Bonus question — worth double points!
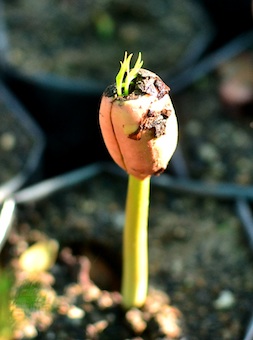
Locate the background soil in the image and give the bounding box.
[3,167,253,339]
[3,0,210,85]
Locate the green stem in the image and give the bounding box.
[121,175,150,308]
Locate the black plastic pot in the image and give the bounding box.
[1,0,214,91]
[0,0,214,178]
[195,0,253,51]
[170,29,253,93]
[0,81,45,203]
[0,80,44,256]
[0,2,45,199]
[0,72,110,178]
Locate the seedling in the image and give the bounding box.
[99,52,178,308]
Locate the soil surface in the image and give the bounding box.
[2,168,253,340]
[3,0,209,84]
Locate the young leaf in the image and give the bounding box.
[116,52,143,96]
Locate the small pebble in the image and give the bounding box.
[125,308,147,334]
[98,291,114,308]
[23,324,38,338]
[67,305,85,319]
[83,283,101,301]
[213,290,235,310]
[0,132,16,151]
[86,320,108,338]
[199,143,219,163]
[155,306,182,338]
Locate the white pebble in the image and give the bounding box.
[23,324,38,338]
[0,132,16,150]
[214,290,235,310]
[67,305,85,319]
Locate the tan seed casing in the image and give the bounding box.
[99,69,178,180]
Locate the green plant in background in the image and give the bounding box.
[0,270,14,340]
[0,240,58,338]
[99,52,178,308]
[93,11,115,39]
[14,281,47,315]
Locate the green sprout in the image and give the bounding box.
[100,52,177,308]
[115,51,149,308]
[116,51,143,97]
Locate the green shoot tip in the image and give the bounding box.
[116,51,143,97]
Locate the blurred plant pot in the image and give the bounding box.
[0,81,45,204]
[0,0,214,177]
[194,0,253,51]
[165,27,253,189]
[174,52,253,186]
[1,0,214,90]
[170,29,253,93]
[1,162,253,338]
